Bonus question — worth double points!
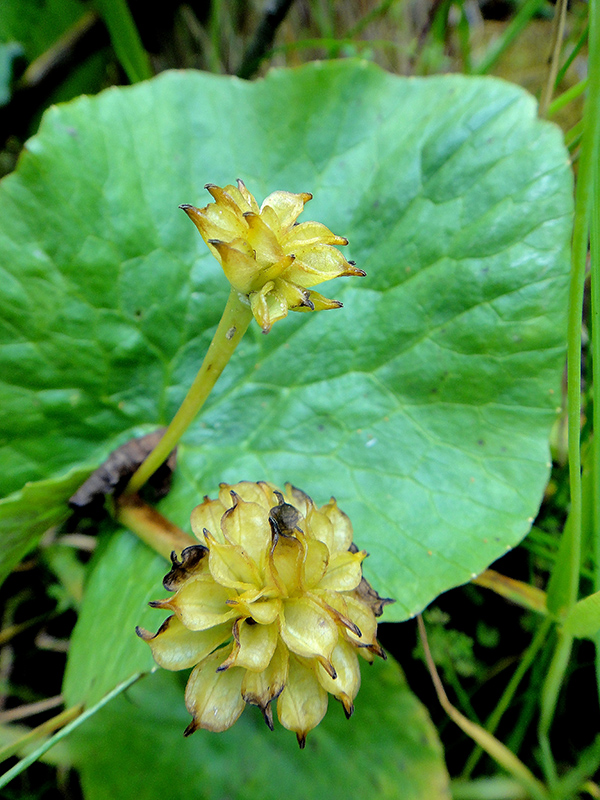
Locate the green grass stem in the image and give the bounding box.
[538,0,600,775]
[591,151,600,697]
[565,119,584,149]
[94,0,152,83]
[538,632,573,787]
[209,0,223,72]
[0,673,143,790]
[462,616,552,779]
[472,0,548,75]
[555,23,589,88]
[547,79,588,118]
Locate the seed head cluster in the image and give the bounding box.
[180,180,364,333]
[138,481,390,747]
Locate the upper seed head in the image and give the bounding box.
[180,180,365,333]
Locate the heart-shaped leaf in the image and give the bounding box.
[0,61,572,619]
[66,653,450,800]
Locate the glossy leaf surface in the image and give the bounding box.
[67,655,450,800]
[0,61,572,618]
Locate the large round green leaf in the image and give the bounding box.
[66,654,450,800]
[63,531,450,800]
[0,61,572,617]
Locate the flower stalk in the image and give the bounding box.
[126,180,361,496]
[116,493,196,559]
[126,288,253,494]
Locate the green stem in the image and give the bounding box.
[127,288,253,495]
[94,0,153,83]
[565,119,584,149]
[547,79,588,118]
[555,23,589,88]
[457,1,473,74]
[0,674,142,790]
[591,126,600,700]
[471,0,547,76]
[566,0,600,609]
[462,616,552,779]
[538,0,600,774]
[539,632,574,788]
[418,617,550,800]
[209,0,223,72]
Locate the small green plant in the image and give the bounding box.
[0,1,599,799]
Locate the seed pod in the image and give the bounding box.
[181,180,364,333]
[139,481,392,747]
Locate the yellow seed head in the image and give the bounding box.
[138,481,391,747]
[180,180,365,333]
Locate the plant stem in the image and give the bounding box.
[471,0,547,76]
[116,495,196,560]
[539,0,568,117]
[126,288,253,495]
[591,112,600,701]
[539,634,573,787]
[554,22,589,88]
[94,0,152,83]
[209,0,223,72]
[547,79,588,118]
[0,674,142,790]
[418,616,549,800]
[462,616,552,778]
[539,0,600,773]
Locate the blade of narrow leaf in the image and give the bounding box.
[94,0,152,83]
[562,591,600,639]
[66,658,449,800]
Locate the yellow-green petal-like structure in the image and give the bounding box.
[139,482,392,747]
[180,180,365,333]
